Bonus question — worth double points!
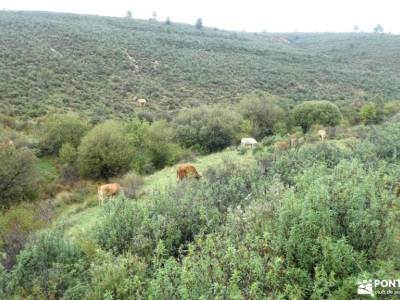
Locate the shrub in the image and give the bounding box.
[39,114,88,155]
[0,145,38,208]
[10,230,88,299]
[83,251,148,299]
[125,118,183,173]
[0,205,46,270]
[78,120,133,179]
[59,142,78,165]
[119,172,144,199]
[174,106,243,153]
[238,92,285,139]
[292,101,342,132]
[360,102,381,124]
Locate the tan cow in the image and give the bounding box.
[0,140,14,149]
[318,129,327,141]
[97,183,122,205]
[275,141,290,151]
[136,98,147,107]
[177,164,202,181]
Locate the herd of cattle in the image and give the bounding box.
[96,129,328,205]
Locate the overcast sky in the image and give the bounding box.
[2,0,399,33]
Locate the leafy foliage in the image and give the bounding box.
[0,145,38,208]
[78,120,133,179]
[39,114,88,155]
[292,100,342,131]
[174,105,243,153]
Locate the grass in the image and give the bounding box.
[58,148,255,238]
[36,157,58,183]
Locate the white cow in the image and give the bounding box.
[136,98,147,107]
[318,129,327,141]
[241,137,257,147]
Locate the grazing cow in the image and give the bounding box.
[177,164,202,181]
[241,137,257,147]
[275,141,290,151]
[318,129,327,141]
[136,98,147,107]
[97,183,122,205]
[0,140,14,149]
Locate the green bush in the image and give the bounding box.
[59,142,78,165]
[360,102,382,124]
[39,114,88,155]
[238,92,285,139]
[78,120,133,179]
[0,145,38,208]
[10,230,88,299]
[292,101,342,132]
[174,105,243,153]
[83,251,148,300]
[0,205,46,270]
[125,117,183,173]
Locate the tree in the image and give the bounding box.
[292,101,342,132]
[195,18,203,29]
[39,114,88,155]
[0,146,38,208]
[165,17,171,25]
[373,24,384,33]
[126,11,132,19]
[78,120,133,179]
[59,142,77,166]
[238,92,285,139]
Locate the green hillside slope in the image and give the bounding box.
[1,10,400,119]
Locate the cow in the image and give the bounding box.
[177,164,202,181]
[0,140,14,149]
[241,137,257,147]
[275,141,290,151]
[318,129,327,141]
[97,183,122,206]
[136,98,147,107]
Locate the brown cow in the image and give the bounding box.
[177,164,202,181]
[97,183,122,205]
[0,140,14,149]
[275,141,290,151]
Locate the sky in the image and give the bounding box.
[1,0,399,33]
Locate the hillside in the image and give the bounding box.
[1,10,400,119]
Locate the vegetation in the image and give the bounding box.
[39,114,88,155]
[292,100,342,131]
[174,105,244,153]
[1,9,400,300]
[0,145,38,208]
[78,120,133,179]
[2,11,400,120]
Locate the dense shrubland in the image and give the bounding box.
[2,11,400,119]
[2,10,400,299]
[1,120,400,298]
